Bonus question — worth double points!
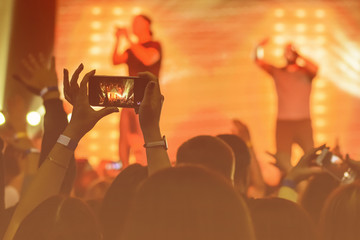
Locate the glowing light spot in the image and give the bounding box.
[296,23,307,32]
[274,9,285,18]
[314,80,326,89]
[295,36,307,45]
[109,144,117,152]
[113,7,123,15]
[315,24,325,33]
[315,133,327,143]
[92,7,101,15]
[88,156,100,166]
[91,21,102,30]
[109,131,119,139]
[315,9,326,18]
[0,112,5,125]
[273,48,283,57]
[67,113,72,122]
[89,47,101,55]
[295,9,306,18]
[132,7,142,15]
[90,34,102,42]
[90,131,99,139]
[90,62,101,69]
[89,144,99,151]
[256,48,264,59]
[274,36,286,45]
[26,111,41,126]
[313,92,327,102]
[109,115,119,124]
[313,105,327,114]
[274,23,285,32]
[315,119,327,128]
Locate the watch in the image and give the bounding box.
[57,134,78,151]
[143,135,168,150]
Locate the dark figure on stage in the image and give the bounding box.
[112,15,162,168]
[254,38,318,172]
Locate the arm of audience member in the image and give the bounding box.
[3,65,119,240]
[232,119,266,198]
[14,54,71,192]
[0,138,4,215]
[138,72,170,175]
[119,111,130,169]
[278,145,325,202]
[253,37,275,74]
[112,28,129,65]
[296,53,318,78]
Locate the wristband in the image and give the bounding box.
[57,134,78,151]
[40,86,59,97]
[143,136,168,150]
[24,148,40,155]
[282,178,297,189]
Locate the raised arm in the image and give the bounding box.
[254,38,275,74]
[112,28,129,65]
[296,53,318,79]
[138,72,170,175]
[3,65,119,240]
[129,43,160,66]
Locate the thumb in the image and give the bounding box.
[142,81,156,105]
[97,107,119,120]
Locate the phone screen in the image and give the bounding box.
[89,75,148,108]
[319,150,356,184]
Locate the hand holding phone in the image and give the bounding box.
[89,75,149,111]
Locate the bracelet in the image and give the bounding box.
[48,156,68,169]
[24,148,40,155]
[40,86,59,97]
[143,136,168,150]
[57,134,78,151]
[282,178,297,189]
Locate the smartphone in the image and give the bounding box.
[89,75,149,109]
[315,148,356,184]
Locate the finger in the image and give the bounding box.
[308,166,323,175]
[63,69,72,104]
[28,54,41,69]
[141,81,156,105]
[22,58,35,73]
[138,71,158,84]
[50,56,56,71]
[97,107,119,120]
[38,52,47,66]
[79,69,96,97]
[70,63,84,89]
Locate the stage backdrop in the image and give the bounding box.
[55,0,360,184]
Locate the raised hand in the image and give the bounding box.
[14,53,58,97]
[62,64,119,142]
[138,72,163,139]
[232,119,251,143]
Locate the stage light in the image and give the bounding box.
[274,23,285,32]
[89,144,99,151]
[91,21,102,30]
[0,112,5,126]
[26,111,41,126]
[132,7,142,15]
[296,23,307,32]
[274,8,285,18]
[89,46,101,55]
[295,9,306,18]
[315,9,326,18]
[315,24,325,33]
[88,156,100,166]
[109,144,117,152]
[92,7,101,15]
[295,36,307,45]
[274,36,286,45]
[273,48,283,57]
[315,119,326,128]
[313,92,327,102]
[316,133,327,143]
[67,113,72,122]
[90,131,99,139]
[90,34,102,42]
[313,105,327,114]
[316,36,326,45]
[113,7,123,15]
[109,131,119,139]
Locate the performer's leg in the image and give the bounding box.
[294,119,314,153]
[276,120,294,173]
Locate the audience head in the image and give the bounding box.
[100,164,148,240]
[120,165,255,240]
[300,173,340,223]
[13,195,101,240]
[319,181,360,240]
[248,197,316,240]
[217,134,251,194]
[176,135,235,181]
